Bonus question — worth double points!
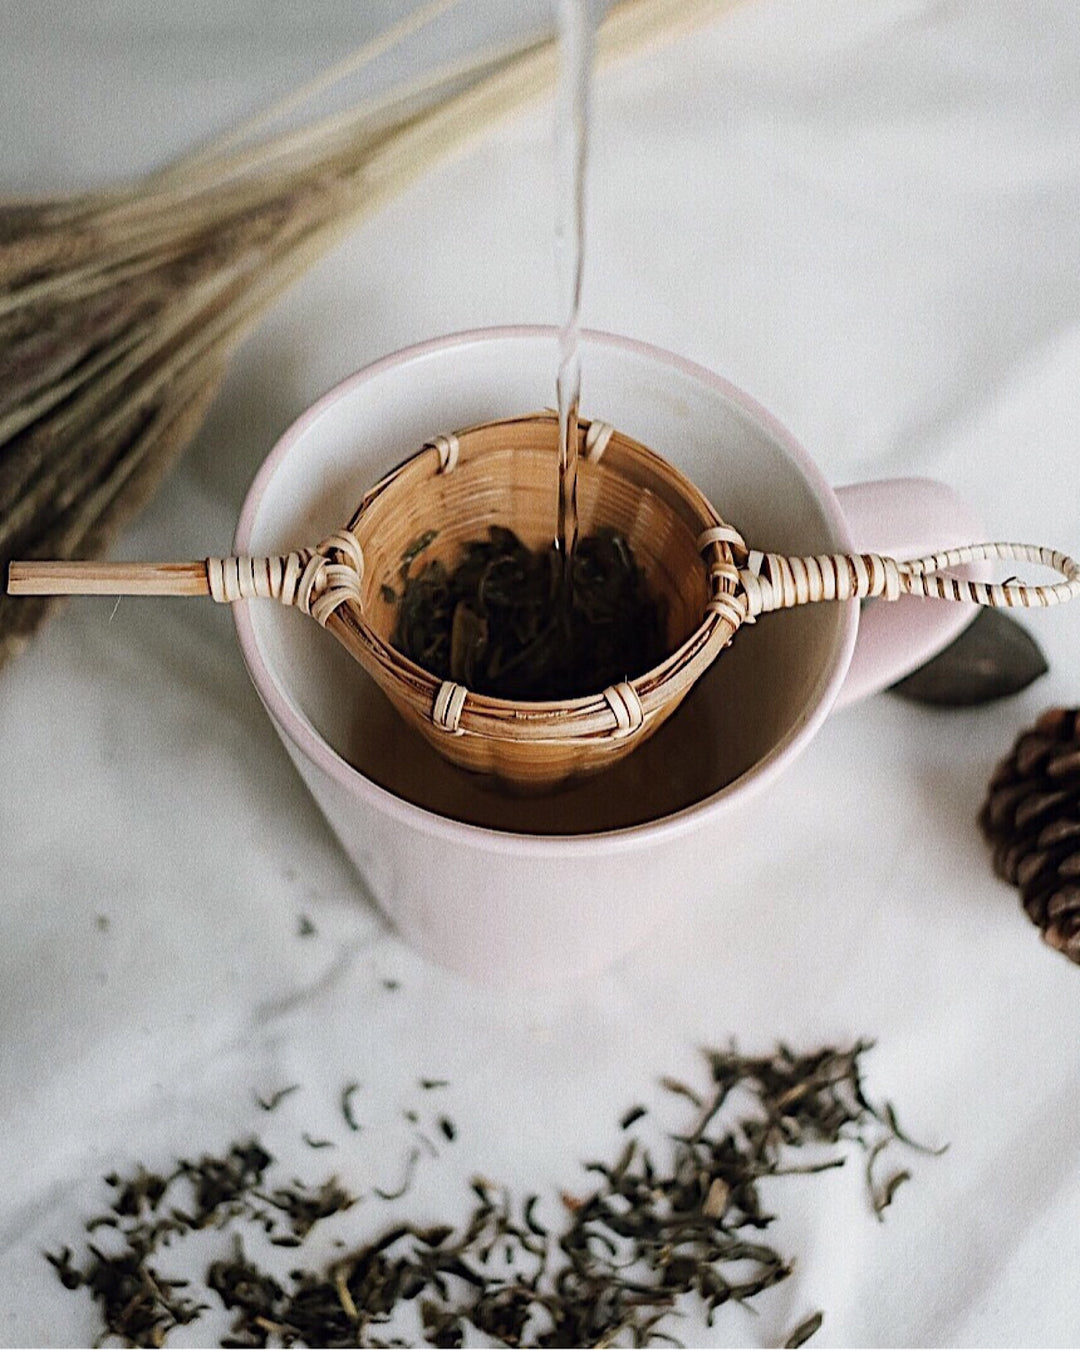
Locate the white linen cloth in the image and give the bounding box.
[2,2,1080,1345]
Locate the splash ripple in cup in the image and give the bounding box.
[233,327,982,985]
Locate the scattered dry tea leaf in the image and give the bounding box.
[47,1043,939,1347]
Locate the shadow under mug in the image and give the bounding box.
[233,327,982,986]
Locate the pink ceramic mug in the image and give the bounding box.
[233,327,984,985]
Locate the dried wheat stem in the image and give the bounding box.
[162,0,466,177]
[156,31,549,196]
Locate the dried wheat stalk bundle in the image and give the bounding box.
[0,0,730,668]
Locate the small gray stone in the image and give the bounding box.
[890,609,1048,706]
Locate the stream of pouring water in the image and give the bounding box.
[554,0,593,574]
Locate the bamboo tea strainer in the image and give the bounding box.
[10,411,1080,790]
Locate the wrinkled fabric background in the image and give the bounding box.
[2,2,1080,1345]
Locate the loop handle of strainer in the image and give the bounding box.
[695,531,1080,633]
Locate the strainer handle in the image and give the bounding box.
[7,531,365,629]
[734,540,1080,617]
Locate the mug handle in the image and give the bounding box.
[833,477,989,708]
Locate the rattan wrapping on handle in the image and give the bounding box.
[698,537,1080,624]
[205,530,364,627]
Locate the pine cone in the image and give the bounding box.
[979,707,1080,964]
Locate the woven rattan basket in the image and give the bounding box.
[10,411,1080,791]
[331,412,739,787]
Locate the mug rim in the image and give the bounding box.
[233,325,858,857]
